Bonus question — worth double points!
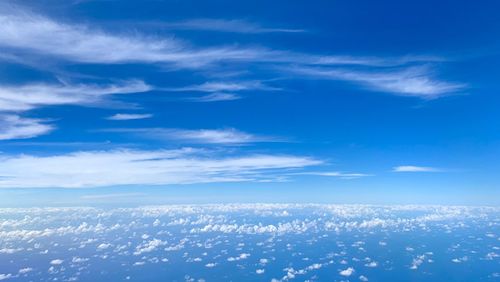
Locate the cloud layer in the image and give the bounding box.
[0,149,321,188]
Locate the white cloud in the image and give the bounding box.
[18,268,33,274]
[160,18,305,34]
[50,259,64,265]
[0,80,151,112]
[339,267,355,277]
[292,171,372,179]
[191,93,241,102]
[392,166,440,172]
[105,128,281,144]
[287,66,464,99]
[0,8,284,68]
[0,80,150,140]
[0,149,321,188]
[0,115,54,140]
[106,113,153,121]
[0,274,12,281]
[168,81,278,93]
[0,7,444,70]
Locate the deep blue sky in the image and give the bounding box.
[0,0,498,205]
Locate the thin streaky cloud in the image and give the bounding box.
[0,149,321,188]
[189,93,241,102]
[0,7,448,69]
[0,80,151,112]
[164,81,280,93]
[291,171,373,179]
[106,113,153,121]
[0,115,54,140]
[393,166,441,172]
[104,128,283,144]
[287,66,465,99]
[158,18,306,34]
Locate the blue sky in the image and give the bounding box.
[0,0,498,205]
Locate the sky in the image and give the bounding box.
[0,0,499,206]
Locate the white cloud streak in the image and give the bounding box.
[392,166,440,172]
[106,113,153,121]
[0,115,54,140]
[287,66,464,99]
[0,80,151,112]
[0,149,321,188]
[292,171,373,179]
[158,18,305,34]
[105,128,281,144]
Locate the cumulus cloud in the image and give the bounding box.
[339,267,355,277]
[393,166,440,172]
[0,149,321,188]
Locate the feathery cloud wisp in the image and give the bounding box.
[103,128,281,144]
[0,149,321,188]
[106,113,153,121]
[0,115,54,140]
[393,166,440,172]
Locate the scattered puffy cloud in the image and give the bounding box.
[106,113,153,121]
[0,149,321,188]
[50,259,64,265]
[339,267,355,277]
[393,166,440,172]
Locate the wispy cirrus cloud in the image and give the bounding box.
[0,80,151,140]
[0,80,151,112]
[166,81,279,93]
[158,18,305,34]
[0,115,54,140]
[106,113,153,121]
[0,149,321,188]
[104,128,282,144]
[392,165,441,172]
[189,93,241,102]
[290,171,373,179]
[0,7,449,70]
[287,66,465,99]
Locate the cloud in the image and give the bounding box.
[392,166,440,172]
[339,267,355,277]
[292,171,373,179]
[0,149,321,188]
[167,81,279,93]
[0,115,54,140]
[0,80,151,140]
[0,7,446,70]
[104,128,282,144]
[0,8,285,68]
[106,113,153,121]
[158,18,305,34]
[0,80,151,113]
[190,93,241,102]
[287,66,464,99]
